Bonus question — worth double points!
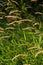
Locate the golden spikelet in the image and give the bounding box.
[35,12,42,15]
[28,46,42,50]
[5,15,20,19]
[35,30,40,34]
[0,31,4,32]
[11,0,19,6]
[39,4,43,7]
[12,54,28,61]
[18,44,28,47]
[8,0,19,6]
[9,10,21,15]
[7,22,16,25]
[0,36,10,39]
[14,19,32,24]
[0,4,3,6]
[39,33,43,36]
[35,50,43,58]
[26,6,32,9]
[7,19,32,25]
[5,27,15,30]
[0,12,5,15]
[8,0,10,1]
[0,17,3,19]
[7,20,19,25]
[0,27,4,31]
[5,7,13,10]
[33,23,39,26]
[20,19,32,22]
[24,64,30,65]
[31,0,37,2]
[22,27,34,30]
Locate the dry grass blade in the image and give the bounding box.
[35,12,42,15]
[11,0,19,6]
[18,44,28,47]
[0,31,4,32]
[7,21,21,25]
[31,0,37,2]
[5,7,13,10]
[0,17,3,19]
[26,6,32,9]
[0,4,3,6]
[20,19,32,22]
[5,27,15,30]
[14,19,32,24]
[22,27,34,30]
[5,15,20,19]
[35,30,40,34]
[39,33,43,37]
[12,54,28,61]
[0,12,5,15]
[35,50,43,58]
[24,64,30,65]
[0,36,10,39]
[8,0,19,6]
[33,23,39,26]
[9,10,21,14]
[7,20,22,25]
[28,46,42,50]
[7,19,32,25]
[8,0,10,2]
[7,22,16,25]
[39,4,43,7]
[0,27,4,31]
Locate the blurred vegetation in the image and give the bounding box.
[0,0,43,65]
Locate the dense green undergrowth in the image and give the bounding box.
[0,0,43,65]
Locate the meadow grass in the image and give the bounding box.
[0,0,43,65]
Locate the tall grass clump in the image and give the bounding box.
[0,0,43,65]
